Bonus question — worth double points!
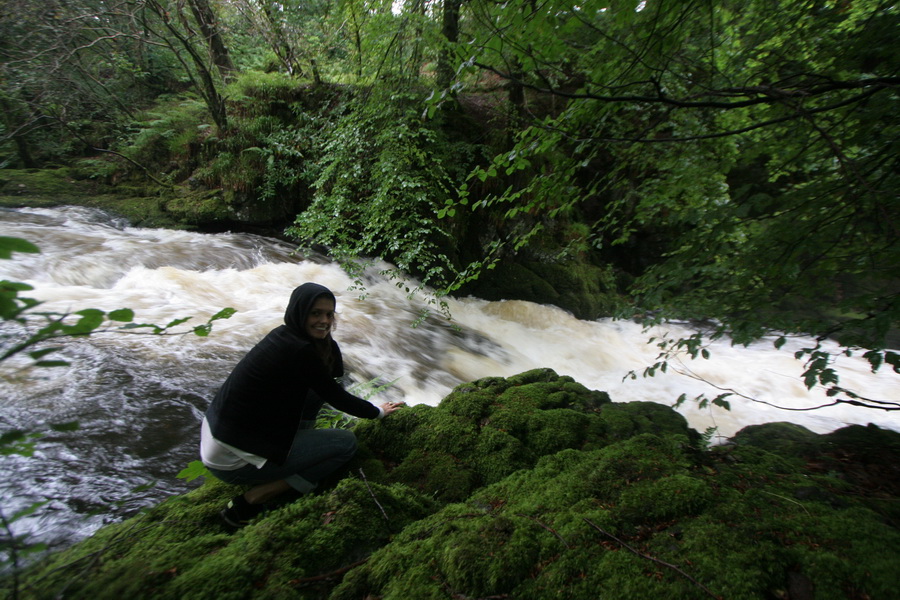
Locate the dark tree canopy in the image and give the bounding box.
[1,0,898,406]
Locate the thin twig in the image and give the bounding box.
[289,558,368,585]
[358,469,389,522]
[515,513,570,549]
[583,518,720,600]
[761,491,811,516]
[673,359,900,412]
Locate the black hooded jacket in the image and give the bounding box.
[204,283,379,464]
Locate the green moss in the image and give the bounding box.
[0,168,102,200]
[0,168,199,228]
[352,369,678,498]
[732,421,823,456]
[330,435,697,599]
[616,474,713,524]
[472,425,533,485]
[162,186,232,223]
[598,401,698,442]
[335,428,899,600]
[19,477,436,600]
[15,372,900,600]
[389,448,476,502]
[461,258,624,320]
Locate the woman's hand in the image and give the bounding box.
[380,401,406,416]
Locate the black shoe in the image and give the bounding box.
[220,495,265,529]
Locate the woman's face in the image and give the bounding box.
[306,296,336,340]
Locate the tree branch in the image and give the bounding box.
[583,518,721,600]
[549,88,883,143]
[471,60,897,109]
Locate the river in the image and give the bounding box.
[2,205,898,556]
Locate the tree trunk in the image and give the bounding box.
[409,0,426,79]
[186,0,235,81]
[349,6,363,79]
[0,95,37,168]
[259,1,303,76]
[436,0,462,90]
[144,0,228,130]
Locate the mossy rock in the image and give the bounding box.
[16,372,900,600]
[597,401,699,443]
[161,186,233,225]
[332,433,900,600]
[731,421,823,456]
[0,168,194,228]
[19,476,438,600]
[0,168,107,202]
[732,422,900,521]
[462,258,621,320]
[821,423,900,458]
[351,368,691,499]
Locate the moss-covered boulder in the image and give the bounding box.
[334,433,900,600]
[461,258,622,320]
[350,368,696,501]
[12,370,900,600]
[17,477,438,600]
[734,421,900,524]
[0,168,189,228]
[731,421,824,457]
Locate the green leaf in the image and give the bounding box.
[712,394,732,410]
[177,460,210,482]
[1,279,35,293]
[28,347,62,359]
[131,481,157,493]
[886,352,900,374]
[0,429,41,456]
[50,421,80,432]
[64,309,105,335]
[121,323,161,331]
[11,500,50,522]
[0,236,40,259]
[108,308,135,322]
[0,430,27,447]
[209,307,236,321]
[165,317,192,329]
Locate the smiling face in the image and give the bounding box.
[305,296,336,340]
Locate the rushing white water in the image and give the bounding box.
[1,205,898,554]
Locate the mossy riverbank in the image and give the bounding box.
[0,168,252,232]
[14,369,900,600]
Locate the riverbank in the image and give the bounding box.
[14,369,900,599]
[0,168,178,228]
[0,167,296,238]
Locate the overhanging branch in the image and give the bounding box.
[471,61,897,109]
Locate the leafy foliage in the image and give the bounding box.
[429,0,899,401]
[3,0,898,408]
[286,88,480,309]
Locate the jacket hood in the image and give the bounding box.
[284,283,336,337]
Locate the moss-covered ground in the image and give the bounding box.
[10,369,900,599]
[0,168,239,230]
